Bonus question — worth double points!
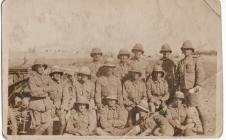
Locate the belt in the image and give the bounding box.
[30,96,46,101]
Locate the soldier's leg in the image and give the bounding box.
[127,107,136,126]
[95,127,111,136]
[124,125,141,136]
[8,108,18,135]
[58,110,67,135]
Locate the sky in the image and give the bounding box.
[3,0,221,57]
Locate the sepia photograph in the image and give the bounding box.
[1,0,222,139]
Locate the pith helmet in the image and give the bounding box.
[49,66,63,76]
[160,43,172,53]
[152,64,165,77]
[32,58,48,71]
[90,48,103,57]
[174,91,185,99]
[132,43,144,54]
[76,96,89,105]
[105,94,118,100]
[78,66,91,76]
[129,65,142,76]
[181,40,195,52]
[136,99,149,112]
[103,57,116,67]
[117,49,130,59]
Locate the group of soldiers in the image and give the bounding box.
[9,40,207,136]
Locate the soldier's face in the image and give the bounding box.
[106,68,114,76]
[153,72,162,80]
[132,72,140,80]
[162,52,171,58]
[120,55,129,62]
[107,99,116,107]
[53,73,62,81]
[93,53,102,61]
[176,99,182,105]
[182,49,193,56]
[133,51,142,59]
[139,110,147,118]
[37,66,45,75]
[78,74,89,83]
[78,104,87,112]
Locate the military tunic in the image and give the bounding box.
[130,57,148,79]
[89,61,103,82]
[73,80,95,109]
[28,72,54,134]
[115,61,131,81]
[159,57,177,96]
[95,76,123,107]
[65,109,97,136]
[146,78,169,110]
[98,104,128,136]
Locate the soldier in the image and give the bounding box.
[146,65,169,113]
[165,91,202,136]
[96,95,129,136]
[89,48,104,82]
[115,49,131,82]
[158,43,177,98]
[65,96,97,136]
[123,65,147,126]
[130,43,148,80]
[28,60,55,135]
[74,66,96,111]
[126,99,173,136]
[95,57,123,109]
[175,40,206,134]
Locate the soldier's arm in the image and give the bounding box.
[95,79,102,108]
[165,109,181,129]
[162,81,169,101]
[113,107,128,127]
[146,81,158,103]
[117,79,124,107]
[195,58,205,87]
[174,62,181,91]
[65,117,79,134]
[122,82,134,106]
[29,78,47,97]
[142,82,147,99]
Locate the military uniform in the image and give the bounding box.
[123,79,147,126]
[96,76,123,107]
[176,40,206,134]
[65,109,96,136]
[159,57,176,97]
[146,65,169,112]
[96,101,128,136]
[28,71,54,135]
[115,61,131,82]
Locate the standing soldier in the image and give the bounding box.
[123,66,147,126]
[96,95,129,136]
[176,40,206,134]
[89,48,104,82]
[74,66,96,112]
[65,96,97,136]
[146,65,169,113]
[95,58,123,109]
[28,60,55,135]
[130,43,148,80]
[115,49,131,82]
[159,43,177,98]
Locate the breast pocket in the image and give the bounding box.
[186,63,195,73]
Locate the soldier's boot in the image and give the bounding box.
[95,127,111,136]
[47,121,53,135]
[196,106,207,135]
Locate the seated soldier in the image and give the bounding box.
[125,99,173,136]
[123,65,147,126]
[146,64,169,113]
[65,96,97,136]
[96,95,130,136]
[165,91,203,136]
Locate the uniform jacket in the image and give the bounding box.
[99,104,128,130]
[61,80,76,110]
[115,61,131,81]
[28,72,54,112]
[89,61,103,81]
[65,109,97,135]
[176,55,205,90]
[123,80,147,106]
[146,78,169,102]
[95,76,123,106]
[73,80,95,109]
